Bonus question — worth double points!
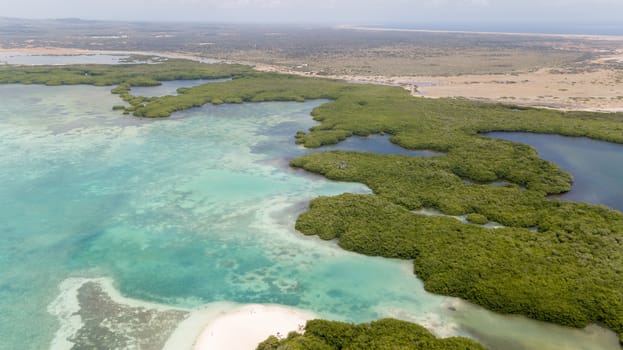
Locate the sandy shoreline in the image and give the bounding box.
[190,304,315,350]
[164,302,316,350]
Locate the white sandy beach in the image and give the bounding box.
[191,304,315,350]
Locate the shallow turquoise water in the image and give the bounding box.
[1,85,620,350]
[0,85,449,349]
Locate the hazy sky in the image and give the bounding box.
[0,0,621,24]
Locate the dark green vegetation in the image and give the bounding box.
[257,318,486,350]
[2,60,623,344]
[295,193,623,341]
[0,59,250,86]
[466,213,489,225]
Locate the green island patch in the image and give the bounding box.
[1,59,623,345]
[466,213,489,225]
[257,318,486,350]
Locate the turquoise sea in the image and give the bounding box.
[0,83,620,350]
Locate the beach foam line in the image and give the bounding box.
[48,278,86,350]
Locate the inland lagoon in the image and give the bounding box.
[486,132,623,212]
[0,83,621,350]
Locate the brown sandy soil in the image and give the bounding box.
[250,63,623,113]
[392,68,623,112]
